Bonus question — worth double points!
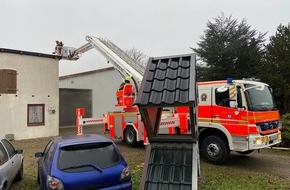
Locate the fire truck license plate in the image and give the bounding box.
[269,135,276,141]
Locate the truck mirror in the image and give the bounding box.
[217,86,228,93]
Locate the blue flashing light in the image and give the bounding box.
[227,77,233,84]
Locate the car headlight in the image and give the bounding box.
[47,175,64,190]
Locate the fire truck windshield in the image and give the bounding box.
[244,84,277,111]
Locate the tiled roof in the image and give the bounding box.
[135,54,196,107]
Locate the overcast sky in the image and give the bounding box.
[1,0,289,76]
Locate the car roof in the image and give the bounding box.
[52,134,113,146]
[0,138,11,142]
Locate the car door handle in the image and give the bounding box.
[213,115,220,118]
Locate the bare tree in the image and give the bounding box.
[126,47,149,71]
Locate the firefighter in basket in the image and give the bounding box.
[117,76,131,105]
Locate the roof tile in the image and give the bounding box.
[151,80,164,92]
[163,78,177,91]
[165,68,178,79]
[162,90,175,104]
[156,60,168,70]
[168,58,179,69]
[178,67,189,78]
[149,91,162,104]
[154,69,167,80]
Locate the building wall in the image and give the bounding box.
[0,51,59,140]
[59,67,123,125]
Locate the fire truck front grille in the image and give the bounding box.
[256,120,280,131]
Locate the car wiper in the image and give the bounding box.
[251,105,271,111]
[259,105,269,111]
[61,163,103,173]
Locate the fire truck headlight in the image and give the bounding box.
[278,133,282,140]
[254,137,262,145]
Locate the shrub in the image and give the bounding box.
[281,113,290,147]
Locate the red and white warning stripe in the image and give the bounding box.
[79,117,107,126]
[160,117,180,128]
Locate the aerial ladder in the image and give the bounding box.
[67,36,143,105]
[66,36,145,111]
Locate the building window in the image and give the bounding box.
[27,104,45,126]
[0,69,17,94]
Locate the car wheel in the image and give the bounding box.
[15,161,23,181]
[236,150,254,155]
[124,127,137,147]
[201,135,230,165]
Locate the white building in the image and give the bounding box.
[0,48,59,140]
[59,67,122,127]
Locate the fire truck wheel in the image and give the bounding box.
[201,135,230,165]
[236,150,254,155]
[124,127,137,147]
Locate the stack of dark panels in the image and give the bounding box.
[136,53,199,190]
[143,143,193,190]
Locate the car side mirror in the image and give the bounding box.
[16,149,23,154]
[35,152,43,158]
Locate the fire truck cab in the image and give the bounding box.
[197,78,282,164]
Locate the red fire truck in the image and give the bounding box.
[64,36,282,164]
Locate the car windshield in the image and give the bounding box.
[58,142,120,172]
[244,84,277,111]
